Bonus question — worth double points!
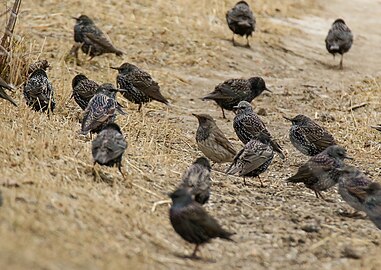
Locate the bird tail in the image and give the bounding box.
[270,140,285,159]
[115,49,124,57]
[201,92,218,101]
[371,125,381,131]
[0,89,17,106]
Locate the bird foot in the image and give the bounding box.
[151,199,171,212]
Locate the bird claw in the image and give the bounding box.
[151,199,171,212]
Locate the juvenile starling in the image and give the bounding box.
[287,145,351,199]
[23,69,55,113]
[193,114,236,163]
[226,1,256,47]
[0,77,17,106]
[233,101,285,159]
[371,125,381,132]
[73,15,123,59]
[72,74,99,110]
[169,188,234,258]
[325,19,353,69]
[81,83,126,135]
[226,132,274,186]
[28,59,50,75]
[111,62,169,111]
[203,77,270,118]
[179,157,211,204]
[284,114,336,156]
[92,123,127,177]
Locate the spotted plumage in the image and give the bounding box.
[72,74,99,110]
[28,59,49,75]
[226,1,255,47]
[0,77,17,106]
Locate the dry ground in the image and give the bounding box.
[1,0,381,269]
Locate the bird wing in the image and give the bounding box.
[0,77,13,91]
[238,143,273,176]
[82,95,115,133]
[287,156,333,184]
[212,127,237,156]
[240,115,270,137]
[93,130,127,163]
[78,80,99,99]
[83,27,120,54]
[129,71,168,104]
[364,194,381,229]
[301,126,336,150]
[204,79,248,101]
[227,4,254,25]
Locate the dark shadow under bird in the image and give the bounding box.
[202,77,270,119]
[111,62,169,111]
[0,77,17,107]
[72,74,99,110]
[284,114,336,156]
[226,1,255,47]
[325,19,353,69]
[169,188,234,258]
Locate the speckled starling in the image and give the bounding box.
[284,114,336,156]
[73,15,123,59]
[226,132,274,186]
[287,145,351,199]
[226,1,255,47]
[371,125,381,132]
[233,101,284,159]
[203,77,270,119]
[0,77,17,106]
[193,114,236,163]
[23,69,55,113]
[81,83,126,135]
[111,62,169,111]
[169,188,234,258]
[325,19,353,69]
[72,74,99,110]
[28,59,49,75]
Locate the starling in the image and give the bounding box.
[325,19,353,69]
[72,74,99,110]
[28,59,50,75]
[72,15,123,59]
[371,125,381,132]
[287,145,351,199]
[81,83,126,135]
[226,1,256,47]
[169,188,234,258]
[226,132,274,186]
[111,62,169,111]
[179,157,211,204]
[203,77,270,119]
[233,101,285,159]
[284,114,336,156]
[23,68,55,113]
[193,114,236,163]
[0,77,17,106]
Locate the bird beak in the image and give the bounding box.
[71,16,79,20]
[110,66,120,70]
[264,87,272,92]
[192,113,199,118]
[283,116,292,121]
[233,105,240,109]
[344,155,353,160]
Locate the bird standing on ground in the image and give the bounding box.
[72,74,99,110]
[111,62,169,111]
[193,114,236,163]
[169,188,234,258]
[0,77,17,106]
[72,15,123,59]
[287,145,351,199]
[226,1,255,47]
[284,114,336,156]
[325,19,353,69]
[203,77,270,119]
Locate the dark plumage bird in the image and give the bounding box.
[193,114,236,163]
[284,114,336,156]
[0,77,17,106]
[203,77,270,119]
[71,74,99,110]
[179,157,211,204]
[28,59,49,75]
[111,62,169,111]
[81,83,126,135]
[371,125,381,132]
[23,69,55,113]
[287,145,351,199]
[233,101,284,159]
[226,1,255,47]
[73,15,123,59]
[226,132,274,186]
[169,188,234,258]
[325,19,353,69]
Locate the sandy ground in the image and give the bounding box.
[0,0,381,269]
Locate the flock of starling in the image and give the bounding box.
[0,0,379,259]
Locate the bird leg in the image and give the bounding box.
[151,199,171,212]
[258,176,264,187]
[339,54,344,70]
[245,36,251,48]
[232,34,236,46]
[191,244,200,258]
[92,162,101,181]
[118,163,131,188]
[138,104,142,111]
[243,177,247,186]
[221,107,226,119]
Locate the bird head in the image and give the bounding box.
[333,18,346,25]
[192,113,215,126]
[193,157,211,170]
[233,101,253,113]
[72,15,94,25]
[101,122,123,134]
[110,63,137,74]
[168,188,193,205]
[72,74,88,88]
[283,114,311,125]
[96,83,127,97]
[248,77,271,94]
[325,145,352,160]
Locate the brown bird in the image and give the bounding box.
[0,77,17,106]
[193,113,236,163]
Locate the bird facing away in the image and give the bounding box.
[226,132,274,186]
[325,19,353,69]
[193,113,236,163]
[287,145,351,199]
[284,114,336,156]
[72,74,99,110]
[226,1,256,47]
[73,15,123,59]
[111,62,169,111]
[23,69,55,113]
[233,101,284,159]
[28,59,50,75]
[179,157,211,204]
[0,77,17,106]
[81,83,126,135]
[169,188,234,258]
[203,77,270,119]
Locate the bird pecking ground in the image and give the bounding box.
[1,0,381,269]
